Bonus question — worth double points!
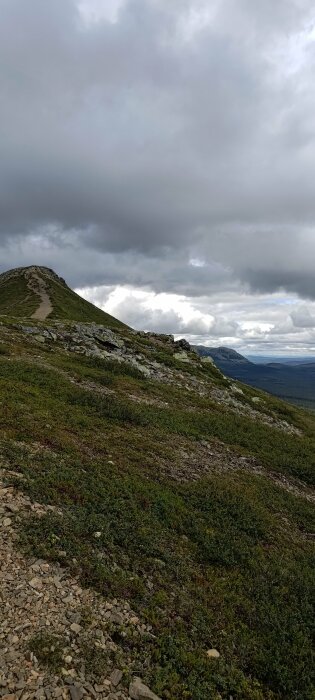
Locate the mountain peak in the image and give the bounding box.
[0,264,126,328]
[0,265,67,287]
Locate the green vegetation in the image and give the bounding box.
[0,265,314,700]
[0,266,127,327]
[0,331,314,699]
[46,275,128,327]
[15,454,315,699]
[0,273,38,317]
[28,631,66,671]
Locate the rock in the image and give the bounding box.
[109,669,123,687]
[174,338,191,351]
[5,504,19,513]
[53,576,62,589]
[251,396,261,403]
[34,335,46,343]
[206,648,220,658]
[29,577,43,590]
[70,623,82,634]
[68,612,81,624]
[69,687,84,700]
[201,356,214,364]
[110,611,124,625]
[3,518,12,527]
[174,351,190,363]
[129,677,161,700]
[230,384,244,395]
[129,616,139,625]
[130,361,151,377]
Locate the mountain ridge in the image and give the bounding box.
[195,345,252,365]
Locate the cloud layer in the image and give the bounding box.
[1,0,315,350]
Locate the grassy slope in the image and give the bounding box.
[0,274,39,317]
[0,330,314,699]
[46,276,128,328]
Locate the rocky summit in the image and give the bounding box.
[0,266,314,700]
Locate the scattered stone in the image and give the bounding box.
[174,351,190,363]
[0,466,148,700]
[230,384,244,395]
[109,669,123,687]
[70,623,82,634]
[3,518,12,527]
[110,612,124,625]
[129,677,161,700]
[69,687,84,700]
[201,356,214,364]
[29,577,43,590]
[33,335,46,344]
[206,649,220,659]
[5,504,19,513]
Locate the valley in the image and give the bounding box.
[196,346,315,410]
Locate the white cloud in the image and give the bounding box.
[77,283,315,354]
[77,0,125,25]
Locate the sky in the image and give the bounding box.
[1,0,315,354]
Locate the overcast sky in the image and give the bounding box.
[1,0,315,353]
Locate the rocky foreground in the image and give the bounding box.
[0,479,159,700]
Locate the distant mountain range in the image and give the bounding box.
[195,345,315,409]
[247,354,315,366]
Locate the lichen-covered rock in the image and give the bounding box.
[201,355,214,364]
[174,351,190,363]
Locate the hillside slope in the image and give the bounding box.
[0,266,127,328]
[0,272,314,700]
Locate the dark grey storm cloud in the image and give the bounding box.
[0,0,315,301]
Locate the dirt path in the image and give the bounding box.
[29,272,53,321]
